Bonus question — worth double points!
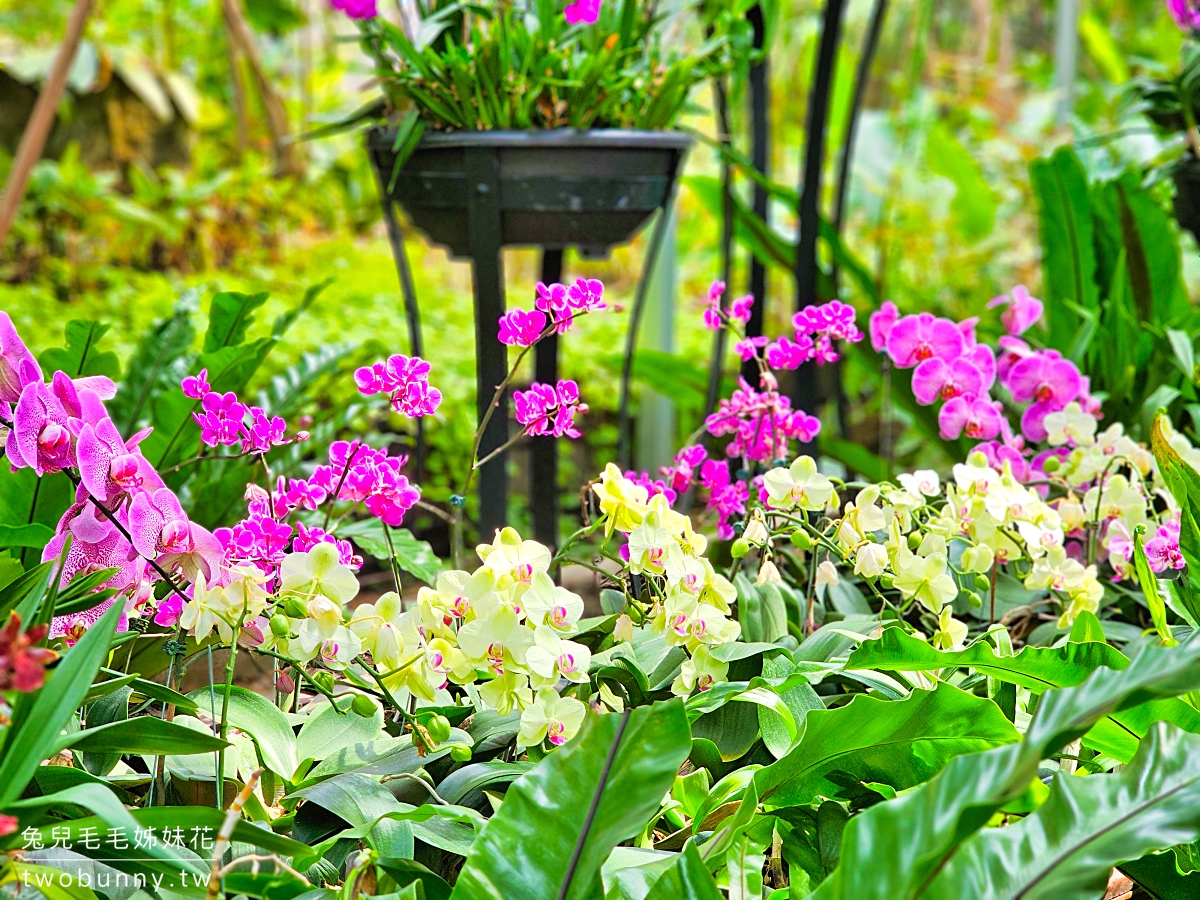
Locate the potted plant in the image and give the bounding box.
[335,0,732,254]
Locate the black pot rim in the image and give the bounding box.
[368,126,693,151]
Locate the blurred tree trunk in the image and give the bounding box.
[222,0,304,176]
[0,0,94,248]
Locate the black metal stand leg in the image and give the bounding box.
[371,158,427,480]
[793,0,846,455]
[466,147,508,539]
[743,3,770,386]
[532,249,563,552]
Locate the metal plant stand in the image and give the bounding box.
[368,128,691,548]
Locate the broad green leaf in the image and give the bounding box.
[733,574,787,644]
[926,122,997,241]
[643,842,722,899]
[846,628,1200,761]
[435,760,533,805]
[336,521,444,586]
[296,695,384,765]
[299,732,463,785]
[187,685,298,779]
[62,716,231,755]
[1030,147,1099,352]
[204,290,269,352]
[108,297,197,433]
[0,602,122,804]
[451,702,692,900]
[80,685,130,776]
[1,783,140,833]
[809,637,1200,900]
[924,723,1200,899]
[289,773,416,858]
[37,320,120,379]
[753,682,1019,810]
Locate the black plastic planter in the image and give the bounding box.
[368,128,691,257]
[366,127,691,545]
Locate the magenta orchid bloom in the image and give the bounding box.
[963,344,997,392]
[1167,0,1200,30]
[0,312,42,404]
[181,368,210,400]
[1004,352,1081,406]
[765,335,815,371]
[885,313,964,368]
[498,309,548,347]
[911,357,986,406]
[1145,521,1185,572]
[728,295,755,326]
[564,0,601,23]
[354,354,442,418]
[869,302,898,353]
[988,285,1044,336]
[514,379,588,438]
[153,594,184,628]
[938,394,1002,441]
[330,0,377,19]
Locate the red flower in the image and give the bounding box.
[0,612,58,693]
[0,815,17,837]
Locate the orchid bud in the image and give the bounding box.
[351,694,376,717]
[730,538,750,559]
[270,613,290,637]
[614,614,634,643]
[974,574,992,592]
[284,597,307,618]
[312,671,335,693]
[789,529,813,550]
[1042,456,1060,474]
[275,672,295,694]
[450,744,473,762]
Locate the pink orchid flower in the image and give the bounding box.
[77,417,158,503]
[130,487,223,583]
[885,313,964,368]
[0,312,42,404]
[1168,0,1200,31]
[938,394,1002,441]
[564,0,601,23]
[869,301,898,353]
[988,285,1044,336]
[911,357,986,406]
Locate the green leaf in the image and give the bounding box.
[0,602,122,804]
[1135,528,1178,646]
[643,842,722,899]
[109,297,197,433]
[296,696,384,765]
[336,521,444,586]
[80,685,130,776]
[451,701,692,900]
[847,628,1200,762]
[926,123,997,242]
[37,320,120,379]
[924,723,1200,899]
[63,716,231,755]
[299,734,459,786]
[0,561,55,621]
[99,667,198,712]
[1151,415,1200,624]
[809,637,1200,900]
[1030,146,1099,352]
[733,574,787,644]
[752,682,1019,811]
[1068,611,1106,643]
[187,685,299,779]
[204,291,269,352]
[0,523,54,549]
